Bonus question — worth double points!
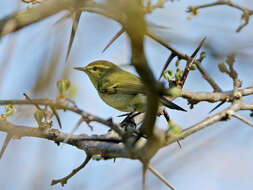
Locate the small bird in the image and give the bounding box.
[74,60,186,113]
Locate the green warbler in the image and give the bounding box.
[74,60,185,113]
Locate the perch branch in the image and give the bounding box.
[51,155,91,186]
[188,0,253,32]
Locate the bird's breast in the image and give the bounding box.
[98,92,144,112]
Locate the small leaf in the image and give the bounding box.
[57,80,71,97]
[5,105,16,117]
[163,70,173,81]
[218,63,228,73]
[168,120,182,137]
[200,52,206,59]
[166,86,182,97]
[66,84,78,98]
[34,110,45,125]
[175,59,180,67]
[187,7,199,20]
[92,155,103,161]
[188,7,199,16]
[175,68,183,81]
[190,63,197,70]
[226,54,235,66]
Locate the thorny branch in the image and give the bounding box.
[0,67,252,188]
[0,0,253,189]
[51,155,91,186]
[188,0,253,32]
[0,59,253,187]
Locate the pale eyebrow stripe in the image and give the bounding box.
[87,65,110,70]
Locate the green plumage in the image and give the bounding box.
[75,60,186,113]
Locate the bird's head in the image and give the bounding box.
[74,60,118,87]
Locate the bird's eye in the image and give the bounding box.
[93,66,97,71]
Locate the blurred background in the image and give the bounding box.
[0,0,253,189]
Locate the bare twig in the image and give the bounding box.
[0,134,12,159]
[240,104,253,111]
[187,0,253,32]
[145,0,166,13]
[142,164,148,190]
[182,86,253,103]
[197,62,222,92]
[0,99,124,136]
[0,119,134,159]
[232,112,253,127]
[165,102,242,146]
[148,163,176,190]
[225,54,241,95]
[51,155,91,186]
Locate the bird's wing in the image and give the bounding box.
[98,70,144,95]
[98,70,186,111]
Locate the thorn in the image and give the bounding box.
[23,93,41,110]
[159,53,176,80]
[180,37,206,87]
[0,134,12,159]
[66,11,82,62]
[63,117,84,143]
[176,140,182,149]
[50,106,62,129]
[117,112,132,117]
[209,101,225,113]
[191,37,206,58]
[102,27,125,53]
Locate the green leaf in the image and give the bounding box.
[218,63,228,73]
[166,86,182,97]
[57,80,71,96]
[163,70,173,81]
[168,120,182,137]
[5,105,16,117]
[34,110,45,125]
[191,63,197,70]
[200,52,206,59]
[175,68,183,81]
[66,83,78,98]
[92,155,103,161]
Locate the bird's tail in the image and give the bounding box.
[160,97,186,112]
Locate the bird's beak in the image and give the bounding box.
[74,67,84,71]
